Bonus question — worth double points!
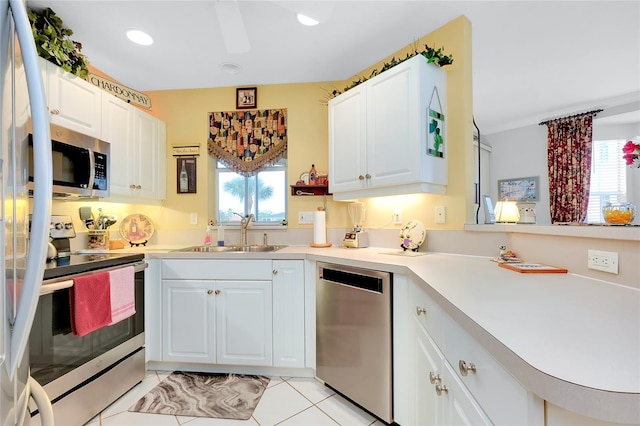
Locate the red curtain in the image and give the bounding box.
[546,115,594,223]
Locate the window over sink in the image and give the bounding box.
[215,159,287,225]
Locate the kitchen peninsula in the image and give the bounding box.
[141,245,640,426]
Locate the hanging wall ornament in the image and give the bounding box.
[427,86,445,158]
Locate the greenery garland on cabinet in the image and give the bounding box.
[27,7,90,78]
[324,43,453,102]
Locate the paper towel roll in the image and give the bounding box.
[313,211,327,244]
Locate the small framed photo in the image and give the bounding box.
[483,195,496,224]
[498,176,539,202]
[236,87,257,109]
[177,157,197,194]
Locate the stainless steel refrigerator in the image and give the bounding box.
[0,0,53,424]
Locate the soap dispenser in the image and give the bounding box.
[204,224,213,245]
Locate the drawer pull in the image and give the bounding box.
[416,306,427,316]
[435,384,448,395]
[358,175,365,181]
[215,289,221,295]
[429,371,441,384]
[459,359,477,376]
[207,289,213,295]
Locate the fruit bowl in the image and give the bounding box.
[602,202,636,225]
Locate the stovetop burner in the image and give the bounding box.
[43,252,144,281]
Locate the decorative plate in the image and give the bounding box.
[399,219,426,251]
[299,172,309,185]
[120,214,155,244]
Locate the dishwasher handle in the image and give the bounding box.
[319,266,389,294]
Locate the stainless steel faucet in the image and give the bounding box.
[233,212,255,245]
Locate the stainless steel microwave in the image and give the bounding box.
[28,123,110,198]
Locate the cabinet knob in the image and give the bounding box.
[272,269,278,275]
[365,173,371,179]
[416,306,427,316]
[459,359,477,376]
[215,289,221,295]
[435,383,448,396]
[135,185,142,189]
[207,289,213,295]
[129,184,136,189]
[50,108,60,115]
[358,175,365,181]
[429,371,441,385]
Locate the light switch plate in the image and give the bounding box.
[435,206,446,224]
[298,211,314,224]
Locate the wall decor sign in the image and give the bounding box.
[236,87,257,109]
[172,145,200,156]
[207,109,287,176]
[177,157,197,194]
[427,86,445,158]
[498,176,539,201]
[86,73,152,109]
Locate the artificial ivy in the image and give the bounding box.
[28,7,90,79]
[328,44,453,98]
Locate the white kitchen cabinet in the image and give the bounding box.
[401,276,543,426]
[329,54,447,201]
[162,279,216,363]
[216,280,272,366]
[101,94,166,201]
[272,260,305,368]
[40,58,102,138]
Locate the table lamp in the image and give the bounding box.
[494,200,520,223]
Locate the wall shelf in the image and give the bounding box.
[290,185,331,196]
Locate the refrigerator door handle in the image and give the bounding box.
[8,0,52,376]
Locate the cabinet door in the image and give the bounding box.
[131,109,161,199]
[414,318,445,425]
[216,280,273,366]
[162,280,216,363]
[328,84,367,193]
[272,260,305,367]
[101,95,134,197]
[46,62,101,137]
[367,59,419,188]
[440,362,492,426]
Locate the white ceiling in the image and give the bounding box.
[26,0,640,135]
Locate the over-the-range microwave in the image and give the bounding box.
[28,122,110,198]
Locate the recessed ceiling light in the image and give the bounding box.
[297,13,319,26]
[220,62,241,75]
[126,30,153,46]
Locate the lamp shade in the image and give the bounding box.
[494,201,520,223]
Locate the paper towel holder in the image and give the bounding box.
[310,242,332,248]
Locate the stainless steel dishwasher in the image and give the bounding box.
[316,262,393,424]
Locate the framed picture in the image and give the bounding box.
[177,157,197,194]
[483,195,496,224]
[236,87,257,109]
[498,176,539,202]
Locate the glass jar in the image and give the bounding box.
[602,202,636,225]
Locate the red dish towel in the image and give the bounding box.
[69,271,112,337]
[108,266,136,325]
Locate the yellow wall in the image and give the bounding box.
[60,16,472,233]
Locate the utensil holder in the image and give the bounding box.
[88,230,109,249]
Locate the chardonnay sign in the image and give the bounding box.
[86,73,152,109]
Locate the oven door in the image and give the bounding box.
[29,262,145,390]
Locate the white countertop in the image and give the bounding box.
[140,244,639,423]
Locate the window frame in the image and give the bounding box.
[214,159,288,227]
[586,139,629,223]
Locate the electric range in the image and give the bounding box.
[43,252,145,280]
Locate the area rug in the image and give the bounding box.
[129,371,270,420]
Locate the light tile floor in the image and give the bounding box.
[86,371,385,426]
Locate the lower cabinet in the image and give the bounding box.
[157,259,304,369]
[404,277,543,425]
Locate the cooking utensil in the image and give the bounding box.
[79,206,94,229]
[46,239,57,260]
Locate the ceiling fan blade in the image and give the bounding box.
[214,0,250,54]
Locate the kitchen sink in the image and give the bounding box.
[175,244,287,253]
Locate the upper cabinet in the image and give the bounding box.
[329,55,448,200]
[102,94,166,201]
[40,58,102,138]
[40,58,167,202]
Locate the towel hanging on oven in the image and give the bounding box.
[108,266,136,325]
[69,271,112,336]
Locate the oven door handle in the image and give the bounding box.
[40,261,148,295]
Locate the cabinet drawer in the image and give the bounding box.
[162,259,272,280]
[441,315,533,425]
[409,280,442,344]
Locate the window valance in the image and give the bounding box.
[207,109,287,177]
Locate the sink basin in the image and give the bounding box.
[175,245,286,253]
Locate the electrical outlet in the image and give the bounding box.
[190,212,198,225]
[587,249,619,274]
[393,209,402,224]
[435,206,446,224]
[298,211,314,224]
